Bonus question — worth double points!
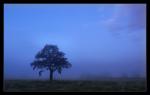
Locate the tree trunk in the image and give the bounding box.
[59,74,61,80]
[50,70,53,81]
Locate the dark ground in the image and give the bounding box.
[4,78,146,92]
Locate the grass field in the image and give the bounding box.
[4,78,146,92]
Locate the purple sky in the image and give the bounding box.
[4,4,146,80]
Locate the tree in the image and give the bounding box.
[31,44,72,81]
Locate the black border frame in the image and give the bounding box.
[0,0,148,94]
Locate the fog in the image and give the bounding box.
[4,4,146,80]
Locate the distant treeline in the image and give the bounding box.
[79,74,146,80]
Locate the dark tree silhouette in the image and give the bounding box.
[31,44,72,81]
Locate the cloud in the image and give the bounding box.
[83,4,146,36]
[102,4,146,32]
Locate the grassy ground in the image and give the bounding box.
[4,78,146,92]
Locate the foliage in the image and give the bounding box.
[30,44,71,80]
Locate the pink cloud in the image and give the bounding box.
[103,4,146,32]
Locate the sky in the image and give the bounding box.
[4,4,146,80]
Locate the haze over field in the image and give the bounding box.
[4,4,146,80]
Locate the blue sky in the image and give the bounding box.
[4,4,146,80]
